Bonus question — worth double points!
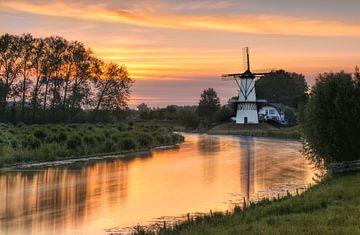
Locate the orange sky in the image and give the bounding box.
[1,0,359,107]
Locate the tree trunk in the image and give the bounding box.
[21,62,27,118]
[95,81,110,111]
[43,74,49,110]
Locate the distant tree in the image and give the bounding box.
[178,107,199,130]
[197,88,220,121]
[19,34,34,118]
[137,103,150,120]
[256,70,308,108]
[299,71,360,167]
[0,34,22,113]
[214,105,233,123]
[354,66,360,82]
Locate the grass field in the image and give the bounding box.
[207,123,301,139]
[136,172,360,234]
[0,122,184,167]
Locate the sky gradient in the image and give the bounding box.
[1,0,360,107]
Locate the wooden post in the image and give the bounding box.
[187,213,190,222]
[296,188,299,195]
[210,210,213,217]
[163,221,166,230]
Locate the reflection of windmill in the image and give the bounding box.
[222,47,272,124]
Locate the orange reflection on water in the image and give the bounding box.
[0,134,317,235]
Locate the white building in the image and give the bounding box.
[258,103,286,124]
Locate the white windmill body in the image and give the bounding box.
[222,48,269,124]
[236,73,258,124]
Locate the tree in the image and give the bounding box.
[197,88,220,121]
[137,103,150,120]
[214,105,233,123]
[0,34,22,114]
[0,33,134,123]
[299,71,360,167]
[94,62,133,110]
[354,66,360,82]
[256,70,308,108]
[19,34,34,118]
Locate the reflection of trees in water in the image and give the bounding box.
[198,135,221,184]
[197,135,221,155]
[0,159,131,233]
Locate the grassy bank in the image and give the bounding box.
[136,172,360,234]
[207,123,301,139]
[0,122,184,167]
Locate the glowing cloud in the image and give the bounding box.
[2,1,360,37]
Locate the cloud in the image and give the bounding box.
[2,1,360,37]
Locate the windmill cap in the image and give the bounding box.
[241,69,255,79]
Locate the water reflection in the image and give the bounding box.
[0,134,316,235]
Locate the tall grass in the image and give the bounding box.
[0,123,184,167]
[134,172,360,235]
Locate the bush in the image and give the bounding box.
[21,134,41,149]
[66,135,83,150]
[300,71,360,166]
[103,140,118,152]
[58,132,67,142]
[136,132,154,148]
[33,129,47,141]
[119,138,137,150]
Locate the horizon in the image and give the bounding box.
[1,0,360,107]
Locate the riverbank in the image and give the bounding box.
[207,123,301,139]
[0,123,184,167]
[136,171,360,234]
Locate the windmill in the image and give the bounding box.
[222,47,271,124]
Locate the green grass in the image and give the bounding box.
[0,122,184,167]
[207,123,301,139]
[135,172,360,235]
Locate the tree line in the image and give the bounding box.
[0,33,133,123]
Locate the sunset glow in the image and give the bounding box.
[1,0,359,106]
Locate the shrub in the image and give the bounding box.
[103,140,118,152]
[33,129,47,141]
[136,132,154,148]
[21,135,41,150]
[58,132,67,142]
[83,135,96,146]
[119,138,137,150]
[66,135,83,150]
[300,71,360,166]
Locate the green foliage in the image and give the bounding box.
[120,138,137,150]
[213,105,234,123]
[0,123,184,166]
[300,71,360,166]
[136,132,154,148]
[33,129,47,140]
[21,134,41,149]
[135,172,360,235]
[284,107,297,127]
[66,135,83,150]
[256,70,308,108]
[197,88,221,121]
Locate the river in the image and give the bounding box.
[0,134,316,235]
